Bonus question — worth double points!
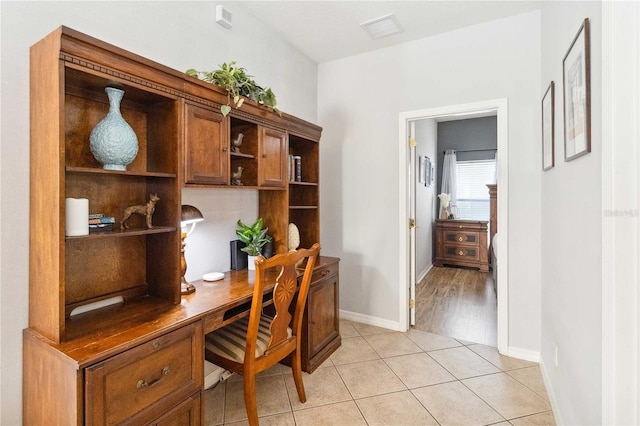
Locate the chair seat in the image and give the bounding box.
[205,314,292,363]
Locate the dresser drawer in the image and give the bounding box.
[443,244,480,261]
[444,231,480,246]
[85,323,203,426]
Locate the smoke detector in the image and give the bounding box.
[360,14,403,39]
[216,5,232,29]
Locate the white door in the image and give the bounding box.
[409,121,417,326]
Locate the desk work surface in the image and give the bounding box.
[28,256,339,367]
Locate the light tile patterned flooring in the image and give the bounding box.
[204,319,555,425]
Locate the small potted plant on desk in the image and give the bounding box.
[236,218,272,270]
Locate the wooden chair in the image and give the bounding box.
[204,243,321,425]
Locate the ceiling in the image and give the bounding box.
[233,1,542,63]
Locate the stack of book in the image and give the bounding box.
[288,155,302,182]
[89,214,115,232]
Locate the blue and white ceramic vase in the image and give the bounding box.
[89,87,139,171]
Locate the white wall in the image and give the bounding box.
[0,2,318,424]
[415,119,437,278]
[540,2,603,425]
[319,11,542,351]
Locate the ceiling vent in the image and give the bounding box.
[360,14,403,39]
[216,5,232,29]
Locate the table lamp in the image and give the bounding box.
[180,205,204,295]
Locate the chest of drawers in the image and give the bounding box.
[434,219,489,272]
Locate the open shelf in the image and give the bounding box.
[230,152,255,159]
[28,34,182,344]
[66,226,176,240]
[66,166,176,179]
[229,118,259,186]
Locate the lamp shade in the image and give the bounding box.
[181,205,204,225]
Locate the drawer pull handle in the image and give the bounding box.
[322,270,329,276]
[152,341,160,349]
[458,236,463,241]
[137,366,170,389]
[458,250,464,256]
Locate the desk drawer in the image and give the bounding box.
[85,323,203,426]
[311,262,339,284]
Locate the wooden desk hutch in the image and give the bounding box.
[24,26,340,425]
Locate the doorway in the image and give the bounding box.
[398,98,509,354]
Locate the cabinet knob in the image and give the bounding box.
[322,270,329,276]
[458,236,463,241]
[222,147,228,152]
[152,341,160,350]
[458,250,464,256]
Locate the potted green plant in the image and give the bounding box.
[236,218,272,270]
[185,62,280,117]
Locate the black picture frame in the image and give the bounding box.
[542,81,555,171]
[563,18,591,161]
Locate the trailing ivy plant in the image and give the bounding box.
[186,62,280,117]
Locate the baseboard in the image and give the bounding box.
[339,309,402,331]
[505,345,540,363]
[417,262,433,285]
[539,358,563,425]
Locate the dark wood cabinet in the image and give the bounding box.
[184,103,229,186]
[23,320,204,426]
[85,323,203,426]
[434,219,489,272]
[302,258,341,372]
[278,257,340,373]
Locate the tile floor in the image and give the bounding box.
[204,319,555,425]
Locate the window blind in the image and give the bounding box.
[455,160,496,220]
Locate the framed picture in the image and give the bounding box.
[418,156,426,184]
[542,81,555,171]
[563,18,591,161]
[425,156,432,187]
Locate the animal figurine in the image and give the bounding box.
[231,166,243,186]
[231,132,244,153]
[121,193,160,230]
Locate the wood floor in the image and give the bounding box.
[414,266,497,347]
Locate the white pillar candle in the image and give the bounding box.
[65,198,89,236]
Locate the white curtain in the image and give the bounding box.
[441,150,457,207]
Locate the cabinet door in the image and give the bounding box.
[258,127,287,188]
[307,273,340,357]
[184,104,228,185]
[154,392,201,426]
